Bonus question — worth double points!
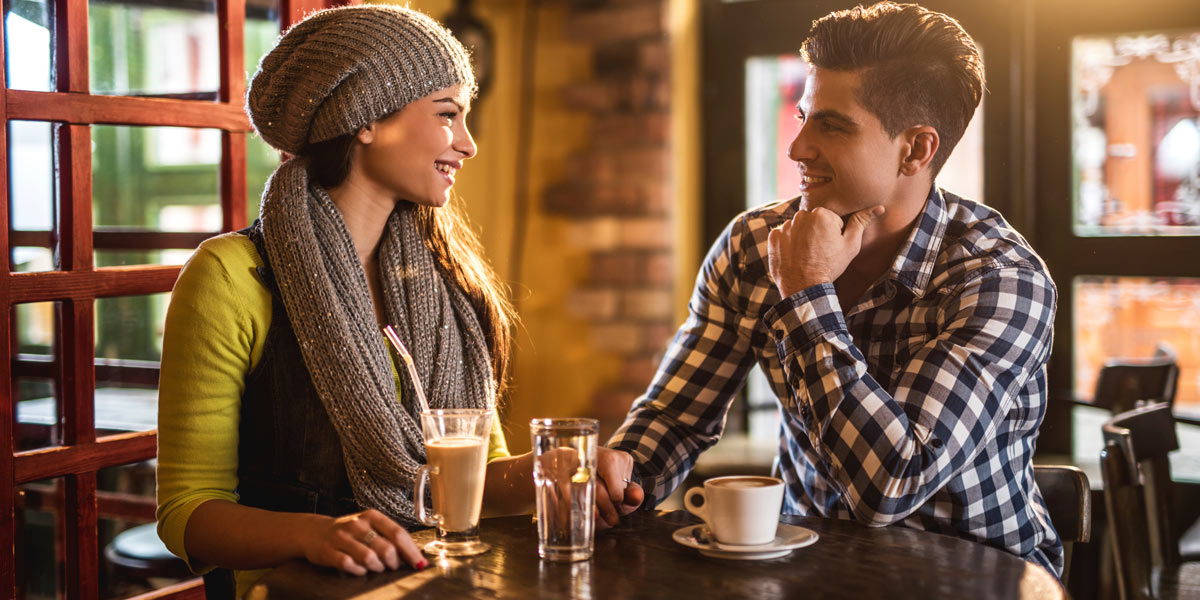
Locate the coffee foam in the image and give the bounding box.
[709,476,779,489]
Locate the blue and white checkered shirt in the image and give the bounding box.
[610,186,1063,575]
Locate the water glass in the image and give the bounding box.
[530,418,598,562]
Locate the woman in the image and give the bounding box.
[156,6,643,597]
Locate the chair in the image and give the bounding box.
[1092,349,1179,415]
[1034,465,1091,585]
[1100,403,1200,599]
[104,522,193,592]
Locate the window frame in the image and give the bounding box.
[1031,0,1200,448]
[1,0,349,597]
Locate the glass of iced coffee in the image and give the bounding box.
[414,408,493,557]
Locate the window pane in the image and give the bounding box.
[1072,31,1200,236]
[4,0,53,92]
[9,120,56,273]
[16,477,65,599]
[246,131,274,224]
[246,6,281,224]
[745,55,810,208]
[13,302,61,452]
[745,366,781,440]
[95,293,166,362]
[942,99,985,203]
[93,293,166,436]
[89,0,218,97]
[744,54,984,209]
[1074,276,1200,419]
[99,463,178,596]
[92,125,220,266]
[10,246,55,274]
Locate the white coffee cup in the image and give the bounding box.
[684,475,785,546]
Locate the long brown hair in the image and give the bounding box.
[303,135,517,398]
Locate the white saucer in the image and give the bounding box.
[672,523,818,560]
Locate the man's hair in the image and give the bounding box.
[800,2,984,176]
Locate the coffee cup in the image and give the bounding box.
[684,475,784,546]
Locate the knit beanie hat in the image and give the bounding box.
[247,5,476,155]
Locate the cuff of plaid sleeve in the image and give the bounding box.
[762,283,846,354]
[629,466,658,509]
[608,443,659,508]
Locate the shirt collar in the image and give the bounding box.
[886,185,949,299]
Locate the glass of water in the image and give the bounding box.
[530,418,598,562]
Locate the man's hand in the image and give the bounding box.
[594,448,644,529]
[767,204,885,297]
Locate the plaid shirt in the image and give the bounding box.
[611,186,1063,575]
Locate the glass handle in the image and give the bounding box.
[414,464,440,528]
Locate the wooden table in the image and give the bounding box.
[249,510,1066,599]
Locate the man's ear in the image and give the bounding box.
[356,123,376,145]
[899,125,939,176]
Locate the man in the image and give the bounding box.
[597,1,1062,575]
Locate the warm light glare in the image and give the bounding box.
[1074,276,1200,417]
[1157,119,1200,179]
[5,12,51,91]
[1072,31,1200,235]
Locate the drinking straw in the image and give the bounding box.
[382,325,432,415]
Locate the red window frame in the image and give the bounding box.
[2,0,354,597]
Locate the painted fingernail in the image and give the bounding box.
[417,559,429,570]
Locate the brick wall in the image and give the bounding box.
[544,0,673,437]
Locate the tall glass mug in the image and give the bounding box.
[414,408,493,557]
[531,418,598,562]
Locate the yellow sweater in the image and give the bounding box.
[156,232,509,594]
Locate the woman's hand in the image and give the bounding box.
[297,509,426,575]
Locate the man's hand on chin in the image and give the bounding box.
[767,204,885,297]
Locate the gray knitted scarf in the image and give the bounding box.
[259,157,494,527]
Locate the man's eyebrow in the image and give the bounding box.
[797,104,858,128]
[433,98,465,111]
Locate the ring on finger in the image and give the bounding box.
[361,530,378,545]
